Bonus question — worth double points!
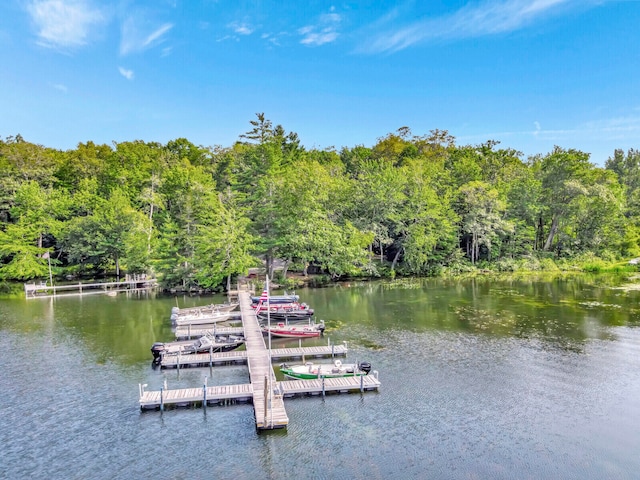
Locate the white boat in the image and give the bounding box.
[170,302,238,321]
[172,311,235,326]
[279,359,371,380]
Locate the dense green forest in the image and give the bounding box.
[1,114,640,290]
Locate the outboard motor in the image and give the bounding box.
[358,361,372,374]
[171,307,179,315]
[151,342,166,363]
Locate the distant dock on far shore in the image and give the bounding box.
[24,274,157,299]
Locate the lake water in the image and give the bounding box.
[1,274,639,479]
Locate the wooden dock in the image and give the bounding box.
[159,342,349,368]
[174,325,244,340]
[239,291,289,429]
[25,275,157,299]
[138,374,380,410]
[140,288,381,430]
[139,382,253,409]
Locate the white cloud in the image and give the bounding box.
[52,83,68,92]
[120,18,173,55]
[362,0,610,53]
[299,29,339,46]
[118,66,134,80]
[534,121,541,136]
[27,0,105,49]
[299,8,342,46]
[228,21,254,35]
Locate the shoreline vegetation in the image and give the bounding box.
[1,114,640,294]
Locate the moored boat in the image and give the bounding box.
[170,302,238,322]
[257,309,315,322]
[251,294,299,304]
[262,321,325,338]
[151,334,244,363]
[172,311,236,326]
[252,302,313,315]
[279,359,372,380]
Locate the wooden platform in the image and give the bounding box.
[239,292,289,429]
[174,325,244,340]
[25,276,156,299]
[159,343,348,368]
[139,383,253,409]
[279,374,381,396]
[138,374,381,410]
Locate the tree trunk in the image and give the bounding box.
[265,252,273,281]
[471,232,476,264]
[303,262,309,277]
[536,217,544,251]
[147,202,154,254]
[390,246,403,271]
[543,215,559,251]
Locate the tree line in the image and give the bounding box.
[1,114,639,289]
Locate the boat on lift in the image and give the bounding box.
[150,333,244,363]
[262,320,325,338]
[251,294,299,304]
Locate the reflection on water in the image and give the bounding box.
[1,275,640,479]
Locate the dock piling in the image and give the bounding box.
[203,377,207,408]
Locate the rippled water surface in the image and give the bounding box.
[1,275,640,479]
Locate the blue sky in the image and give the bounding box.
[1,0,639,164]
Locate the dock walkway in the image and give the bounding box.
[159,342,348,368]
[25,275,156,299]
[174,325,244,340]
[138,375,380,409]
[239,291,289,429]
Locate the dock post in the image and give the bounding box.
[331,344,334,358]
[203,377,207,408]
[360,374,364,393]
[188,324,191,340]
[263,376,269,427]
[209,345,213,368]
[160,387,164,411]
[321,375,325,398]
[177,351,180,372]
